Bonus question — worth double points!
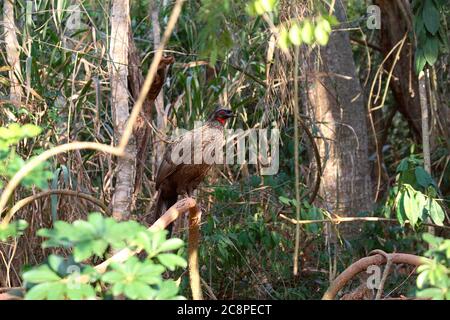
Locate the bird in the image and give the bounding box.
[153,108,235,232]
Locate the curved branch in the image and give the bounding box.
[322,253,429,300]
[7,190,111,217]
[0,142,123,226]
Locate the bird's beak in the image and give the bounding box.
[227,111,236,118]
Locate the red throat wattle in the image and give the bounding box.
[216,117,226,125]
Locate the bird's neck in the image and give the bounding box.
[207,119,225,129]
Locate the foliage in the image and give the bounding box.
[388,154,447,228]
[21,213,186,300]
[0,219,28,241]
[0,124,52,189]
[416,233,450,300]
[412,0,449,74]
[0,0,448,300]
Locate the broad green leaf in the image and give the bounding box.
[417,269,429,288]
[112,282,125,296]
[102,271,125,284]
[428,199,445,226]
[417,287,444,300]
[424,36,439,66]
[21,124,42,138]
[415,48,427,75]
[156,280,179,300]
[124,282,154,300]
[422,0,440,35]
[314,22,330,46]
[23,265,61,283]
[46,283,65,300]
[278,28,290,51]
[73,241,94,262]
[422,232,443,246]
[158,238,184,252]
[260,0,277,12]
[278,196,290,206]
[66,283,96,300]
[25,282,58,300]
[301,20,314,45]
[289,23,302,46]
[157,253,187,271]
[415,166,433,188]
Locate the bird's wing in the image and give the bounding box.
[155,129,196,189]
[155,147,178,190]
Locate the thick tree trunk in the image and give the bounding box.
[109,0,136,220]
[306,0,373,237]
[3,0,23,104]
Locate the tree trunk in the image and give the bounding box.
[109,0,136,220]
[3,0,23,104]
[306,0,373,237]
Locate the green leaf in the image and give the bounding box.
[46,283,66,300]
[424,36,440,66]
[415,166,433,188]
[428,199,445,226]
[124,282,154,300]
[23,265,61,283]
[66,283,96,300]
[278,28,290,51]
[402,188,418,226]
[157,253,187,271]
[156,280,179,300]
[21,124,42,138]
[416,269,429,288]
[314,21,330,46]
[25,282,58,300]
[422,0,440,35]
[301,20,314,45]
[102,271,125,284]
[158,238,184,252]
[73,241,94,262]
[289,23,302,46]
[278,196,291,206]
[417,287,444,300]
[422,232,443,246]
[47,255,65,274]
[415,48,427,75]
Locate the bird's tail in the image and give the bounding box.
[154,192,178,234]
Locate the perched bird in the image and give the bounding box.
[154,108,235,231]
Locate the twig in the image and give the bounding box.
[279,213,450,230]
[293,45,301,276]
[6,189,111,217]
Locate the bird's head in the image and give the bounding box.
[208,108,235,125]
